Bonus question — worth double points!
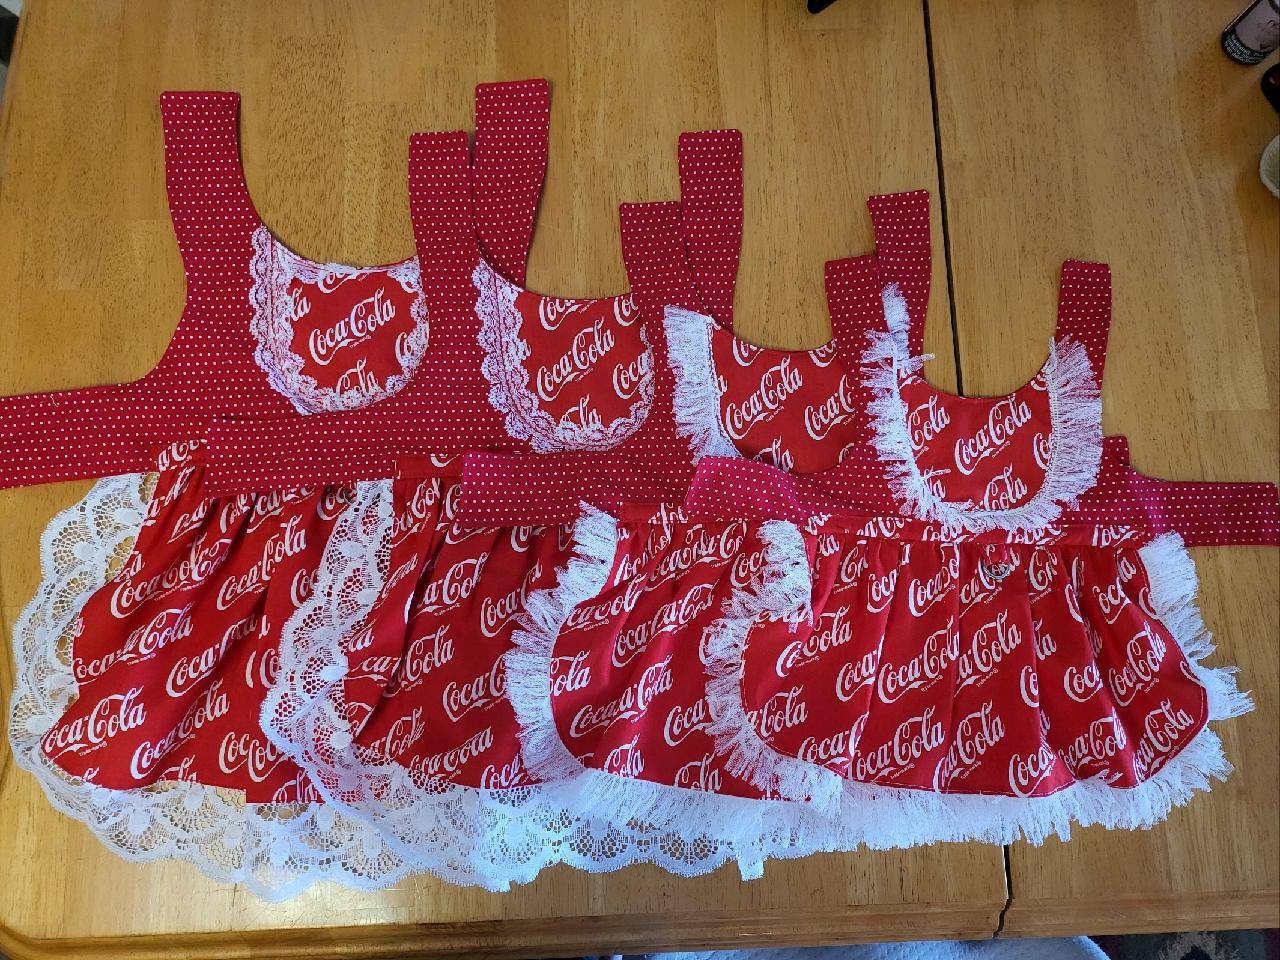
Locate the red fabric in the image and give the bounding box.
[740,525,1211,796]
[202,130,746,495]
[0,84,549,488]
[40,443,330,801]
[28,81,556,797]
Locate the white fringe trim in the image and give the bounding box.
[702,521,843,813]
[507,513,840,880]
[663,305,742,461]
[826,533,1252,846]
[863,284,1102,533]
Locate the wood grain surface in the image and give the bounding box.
[0,0,1273,956]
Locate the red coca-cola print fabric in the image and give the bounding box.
[37,442,341,802]
[721,521,1249,831]
[249,236,429,414]
[474,261,651,452]
[504,506,848,879]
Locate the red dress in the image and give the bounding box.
[676,192,1279,847]
[199,121,757,882]
[444,200,963,879]
[5,82,561,896]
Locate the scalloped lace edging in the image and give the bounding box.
[474,260,653,453]
[6,473,420,900]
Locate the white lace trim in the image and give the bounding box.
[664,305,741,461]
[7,474,417,900]
[248,225,430,415]
[863,284,1103,533]
[695,528,1250,849]
[474,260,653,452]
[703,521,843,812]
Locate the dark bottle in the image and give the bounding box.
[1222,0,1280,64]
[1263,64,1280,112]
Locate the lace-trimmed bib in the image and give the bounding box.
[249,229,430,414]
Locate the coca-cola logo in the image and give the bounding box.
[849,706,944,781]
[1061,713,1126,773]
[955,611,1022,691]
[1107,623,1167,706]
[980,464,1028,511]
[415,554,486,613]
[76,605,195,683]
[535,317,617,402]
[565,577,648,631]
[1093,526,1139,548]
[803,375,858,441]
[877,624,960,704]
[165,635,232,698]
[479,569,539,638]
[953,395,1033,477]
[215,515,308,610]
[110,535,231,618]
[613,583,716,669]
[908,394,950,452]
[166,500,210,543]
[394,626,455,691]
[612,346,654,402]
[479,750,531,789]
[305,287,397,366]
[1063,662,1101,703]
[866,567,899,614]
[932,701,1005,790]
[414,726,495,781]
[673,753,723,793]
[664,697,710,747]
[836,651,879,703]
[602,736,644,778]
[906,551,960,618]
[368,707,424,760]
[756,437,795,472]
[538,296,584,332]
[127,680,229,780]
[42,688,146,759]
[243,642,279,690]
[550,650,592,698]
[1132,698,1196,780]
[777,605,853,677]
[723,360,803,440]
[568,656,672,739]
[648,521,746,589]
[1007,742,1058,797]
[218,732,287,783]
[750,686,808,740]
[441,657,505,722]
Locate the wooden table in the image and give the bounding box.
[0,1,1274,956]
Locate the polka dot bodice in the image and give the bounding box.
[201,119,748,496]
[0,83,553,489]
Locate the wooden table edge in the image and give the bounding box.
[998,889,1280,939]
[0,901,1003,960]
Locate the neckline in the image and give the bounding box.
[863,284,1103,533]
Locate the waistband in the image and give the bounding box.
[685,454,1280,548]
